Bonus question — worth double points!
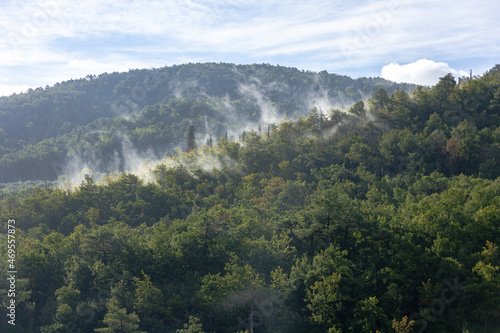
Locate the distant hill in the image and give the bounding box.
[0,63,416,183]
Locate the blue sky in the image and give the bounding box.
[0,0,499,96]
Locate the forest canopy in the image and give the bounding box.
[0,63,415,184]
[1,64,500,332]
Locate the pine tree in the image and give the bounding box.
[95,300,144,333]
[187,126,196,151]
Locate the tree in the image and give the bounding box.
[423,113,446,136]
[176,317,205,333]
[370,88,390,129]
[352,296,389,332]
[392,316,415,333]
[188,125,196,151]
[348,100,366,118]
[95,300,144,333]
[299,245,354,331]
[433,73,457,123]
[370,88,390,113]
[448,120,480,174]
[464,242,500,331]
[378,128,419,175]
[299,184,360,252]
[389,105,411,129]
[134,272,170,331]
[199,255,266,332]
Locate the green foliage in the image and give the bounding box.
[0,63,412,183]
[95,300,144,333]
[1,66,500,332]
[176,316,205,333]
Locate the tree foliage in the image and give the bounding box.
[1,66,500,332]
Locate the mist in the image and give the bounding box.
[46,64,395,189]
[57,132,169,189]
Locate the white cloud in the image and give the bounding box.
[0,0,499,95]
[0,84,31,96]
[381,59,468,86]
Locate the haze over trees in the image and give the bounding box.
[0,63,414,185]
[1,64,500,332]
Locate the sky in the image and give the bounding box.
[0,0,499,96]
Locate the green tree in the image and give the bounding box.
[370,88,390,113]
[95,300,144,333]
[188,125,196,151]
[351,296,389,332]
[134,272,170,331]
[176,317,205,333]
[349,100,366,118]
[199,255,266,332]
[293,245,354,331]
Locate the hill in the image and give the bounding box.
[0,63,416,184]
[0,65,499,332]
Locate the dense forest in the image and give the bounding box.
[1,64,500,332]
[0,63,414,185]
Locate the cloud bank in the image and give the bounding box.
[381,59,468,86]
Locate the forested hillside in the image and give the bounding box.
[1,65,500,332]
[0,63,414,185]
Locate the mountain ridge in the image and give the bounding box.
[0,63,417,183]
